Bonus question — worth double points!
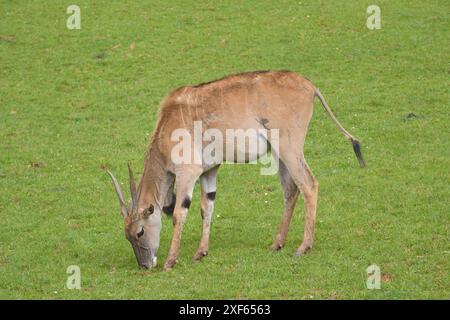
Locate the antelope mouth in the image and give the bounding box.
[132,245,157,269]
[140,257,158,269]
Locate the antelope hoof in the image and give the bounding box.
[163,258,177,271]
[270,242,284,251]
[192,251,208,261]
[294,243,312,257]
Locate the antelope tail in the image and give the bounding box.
[314,89,366,167]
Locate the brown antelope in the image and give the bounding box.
[107,70,365,270]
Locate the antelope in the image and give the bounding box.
[107,70,365,271]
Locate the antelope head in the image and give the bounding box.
[106,163,161,269]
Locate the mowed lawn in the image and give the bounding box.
[0,1,448,299]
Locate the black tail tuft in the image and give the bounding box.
[351,139,366,168]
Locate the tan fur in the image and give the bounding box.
[110,70,364,270]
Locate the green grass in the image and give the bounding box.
[0,0,449,299]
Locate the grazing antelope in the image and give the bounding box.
[107,70,365,270]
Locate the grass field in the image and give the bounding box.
[0,0,449,299]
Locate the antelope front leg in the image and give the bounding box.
[193,167,218,261]
[164,169,201,271]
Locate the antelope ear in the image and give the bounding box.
[143,204,154,218]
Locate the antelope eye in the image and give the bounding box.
[137,228,144,238]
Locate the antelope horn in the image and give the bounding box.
[128,162,138,214]
[106,170,128,218]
